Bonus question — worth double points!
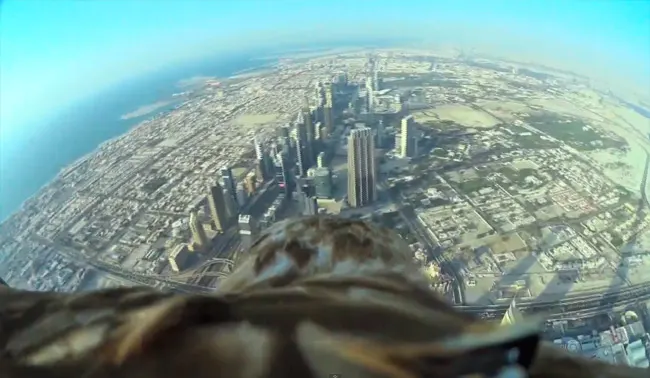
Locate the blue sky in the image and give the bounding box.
[1,0,649,139]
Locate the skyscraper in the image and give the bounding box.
[338,73,348,89]
[315,81,324,105]
[376,119,385,148]
[323,83,334,139]
[168,244,190,272]
[366,76,374,113]
[295,137,307,177]
[236,182,247,208]
[303,107,315,161]
[309,166,333,198]
[253,137,263,160]
[223,187,238,222]
[244,171,257,195]
[316,151,326,168]
[280,125,291,139]
[238,214,260,250]
[347,127,377,208]
[274,152,293,198]
[256,158,268,181]
[373,61,380,91]
[297,178,318,216]
[296,119,311,170]
[207,183,229,232]
[189,210,208,249]
[500,298,523,326]
[400,115,414,158]
[313,121,322,141]
[220,166,237,205]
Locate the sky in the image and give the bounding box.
[1,0,649,140]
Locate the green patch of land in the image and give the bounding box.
[524,113,626,150]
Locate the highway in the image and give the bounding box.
[381,177,650,320]
[456,282,650,317]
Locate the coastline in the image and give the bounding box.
[0,55,267,223]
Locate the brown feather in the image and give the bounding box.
[0,215,646,378]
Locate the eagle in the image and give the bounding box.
[0,216,645,377]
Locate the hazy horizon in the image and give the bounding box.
[2,0,649,139]
[4,0,650,337]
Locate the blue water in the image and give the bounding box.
[0,38,405,222]
[0,52,269,221]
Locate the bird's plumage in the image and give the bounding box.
[0,216,645,377]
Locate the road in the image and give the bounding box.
[457,281,650,319]
[380,180,465,304]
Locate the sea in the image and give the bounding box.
[0,51,270,222]
[0,38,408,222]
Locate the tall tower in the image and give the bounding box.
[366,76,374,113]
[296,119,311,172]
[238,214,260,250]
[189,210,208,249]
[317,151,326,168]
[296,136,307,177]
[347,127,377,208]
[315,81,324,105]
[256,157,268,181]
[236,182,247,208]
[376,119,385,148]
[303,107,315,162]
[309,166,333,199]
[223,187,238,222]
[500,298,523,326]
[220,166,237,205]
[323,83,334,140]
[253,137,263,160]
[279,125,292,160]
[297,178,318,216]
[400,115,414,158]
[373,66,380,91]
[244,171,257,195]
[207,183,229,233]
[275,152,293,198]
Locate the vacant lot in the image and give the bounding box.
[233,113,281,130]
[421,105,501,128]
[475,100,532,122]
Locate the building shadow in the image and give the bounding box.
[471,250,539,305]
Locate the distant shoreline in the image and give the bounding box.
[0,53,267,222]
[120,100,175,120]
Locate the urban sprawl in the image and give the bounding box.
[1,49,650,366]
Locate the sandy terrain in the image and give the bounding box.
[534,204,565,221]
[489,233,527,254]
[177,76,216,88]
[411,110,442,124]
[424,105,501,128]
[232,113,281,130]
[587,145,646,194]
[475,100,532,122]
[525,98,604,122]
[445,168,480,183]
[230,68,275,79]
[121,100,175,120]
[511,159,539,170]
[258,46,366,61]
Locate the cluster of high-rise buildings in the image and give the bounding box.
[170,62,422,272]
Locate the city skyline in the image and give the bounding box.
[1,2,650,370]
[2,1,649,139]
[1,46,650,369]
